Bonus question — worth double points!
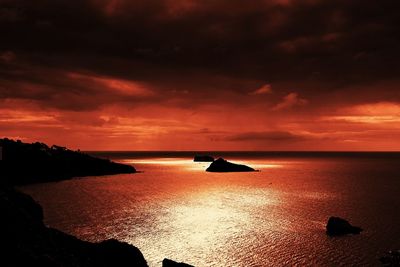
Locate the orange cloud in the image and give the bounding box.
[325,102,400,124]
[346,102,400,116]
[272,92,308,110]
[249,84,272,95]
[68,73,153,96]
[0,109,56,124]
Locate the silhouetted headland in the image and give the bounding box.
[206,158,256,172]
[0,138,136,185]
[0,139,196,266]
[0,187,148,267]
[326,217,363,236]
[193,155,214,162]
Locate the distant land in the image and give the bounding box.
[0,138,136,185]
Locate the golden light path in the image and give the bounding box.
[128,185,282,266]
[122,158,283,171]
[116,158,284,266]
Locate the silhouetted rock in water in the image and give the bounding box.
[193,155,214,162]
[0,187,148,267]
[206,158,256,172]
[0,138,136,185]
[380,250,400,266]
[163,258,195,267]
[326,216,363,236]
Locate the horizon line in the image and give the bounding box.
[85,150,400,153]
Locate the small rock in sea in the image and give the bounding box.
[326,216,363,236]
[162,258,195,267]
[380,250,400,266]
[193,155,214,162]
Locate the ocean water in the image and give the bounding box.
[19,152,400,266]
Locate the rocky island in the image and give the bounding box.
[326,216,363,236]
[0,138,136,185]
[380,250,400,266]
[206,158,256,172]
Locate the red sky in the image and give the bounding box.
[1,0,400,150]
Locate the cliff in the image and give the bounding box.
[0,187,148,267]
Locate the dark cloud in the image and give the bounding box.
[1,0,400,114]
[227,131,307,142]
[1,0,400,82]
[0,60,159,110]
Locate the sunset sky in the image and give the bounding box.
[1,0,400,150]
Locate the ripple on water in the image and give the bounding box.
[19,156,400,267]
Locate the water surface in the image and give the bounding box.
[20,152,400,266]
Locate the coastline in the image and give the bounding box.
[0,139,193,267]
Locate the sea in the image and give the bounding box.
[19,152,400,266]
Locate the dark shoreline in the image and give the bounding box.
[0,186,149,267]
[0,139,193,266]
[0,138,136,186]
[0,187,195,267]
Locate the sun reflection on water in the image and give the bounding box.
[128,187,282,266]
[20,155,400,267]
[121,158,283,172]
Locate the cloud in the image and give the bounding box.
[323,102,400,124]
[67,72,154,97]
[0,57,157,111]
[0,51,16,63]
[327,115,400,124]
[1,0,400,150]
[249,84,272,95]
[227,131,306,142]
[0,109,57,124]
[345,102,400,116]
[1,0,399,86]
[272,92,308,110]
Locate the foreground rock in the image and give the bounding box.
[206,158,256,172]
[193,155,214,162]
[380,250,400,266]
[0,138,136,185]
[0,187,148,267]
[163,258,195,267]
[326,216,363,236]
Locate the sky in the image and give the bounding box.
[1,0,400,151]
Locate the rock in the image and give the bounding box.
[193,155,214,162]
[326,216,363,236]
[0,138,136,185]
[0,186,148,267]
[380,250,400,266]
[94,239,148,267]
[163,258,195,267]
[206,158,256,172]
